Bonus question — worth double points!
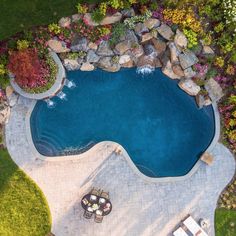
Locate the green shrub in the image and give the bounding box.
[183,29,198,48]
[67,52,79,60]
[76,3,88,14]
[109,23,126,47]
[124,10,152,29]
[0,76,10,89]
[206,68,218,79]
[48,23,61,35]
[16,40,29,50]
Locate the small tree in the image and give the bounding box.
[7,49,49,88]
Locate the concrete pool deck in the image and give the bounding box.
[5,96,235,236]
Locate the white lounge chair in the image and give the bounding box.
[183,216,208,236]
[173,227,189,236]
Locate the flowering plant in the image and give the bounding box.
[48,23,61,35]
[75,18,111,44]
[17,40,29,50]
[124,10,152,29]
[7,49,49,88]
[193,63,208,78]
[214,56,225,68]
[76,3,88,14]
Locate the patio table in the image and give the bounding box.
[81,193,112,216]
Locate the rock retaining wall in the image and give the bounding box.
[48,12,223,107]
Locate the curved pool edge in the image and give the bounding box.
[25,99,220,183]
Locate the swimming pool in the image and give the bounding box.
[30,68,215,177]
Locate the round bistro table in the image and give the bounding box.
[81,193,112,216]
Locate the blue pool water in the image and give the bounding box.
[30,68,215,177]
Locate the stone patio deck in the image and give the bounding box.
[5,97,235,236]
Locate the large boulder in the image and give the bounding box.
[64,59,81,71]
[126,30,139,44]
[121,8,135,17]
[141,33,153,43]
[136,55,161,69]
[130,44,144,60]
[204,78,224,102]
[184,67,196,78]
[196,94,212,108]
[101,12,122,25]
[6,86,14,100]
[88,42,98,51]
[169,42,180,64]
[70,37,88,52]
[144,18,160,29]
[83,12,122,26]
[97,41,114,56]
[179,50,198,69]
[162,60,181,80]
[86,50,100,63]
[122,59,134,68]
[172,64,185,77]
[143,44,157,57]
[115,40,130,55]
[178,79,200,96]
[174,29,188,49]
[80,62,95,71]
[48,39,70,53]
[98,57,120,72]
[157,24,174,40]
[119,55,131,65]
[134,23,148,37]
[202,46,215,55]
[151,38,167,56]
[58,17,71,28]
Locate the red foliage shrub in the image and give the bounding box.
[7,48,49,88]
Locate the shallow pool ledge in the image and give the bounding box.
[25,99,220,183]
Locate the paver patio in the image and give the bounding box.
[6,97,235,236]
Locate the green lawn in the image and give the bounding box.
[0,0,106,40]
[0,0,78,40]
[0,149,51,236]
[215,209,236,236]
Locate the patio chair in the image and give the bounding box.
[100,191,109,200]
[83,210,93,219]
[94,214,103,223]
[90,187,101,196]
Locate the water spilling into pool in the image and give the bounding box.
[30,68,215,177]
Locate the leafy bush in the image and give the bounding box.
[24,55,57,94]
[75,18,111,43]
[124,10,152,29]
[76,3,88,14]
[16,40,29,50]
[67,52,79,60]
[109,23,126,46]
[214,56,225,68]
[183,29,198,48]
[0,64,9,89]
[7,49,49,89]
[48,23,61,35]
[163,8,203,33]
[0,64,7,76]
[0,76,10,89]
[219,95,236,153]
[91,8,105,23]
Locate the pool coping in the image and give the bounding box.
[25,95,220,183]
[10,52,66,100]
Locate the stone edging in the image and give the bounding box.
[10,52,66,100]
[25,98,220,183]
